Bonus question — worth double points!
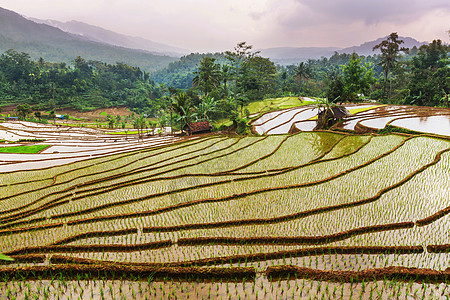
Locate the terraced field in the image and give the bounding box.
[0,130,449,299]
[251,103,450,136]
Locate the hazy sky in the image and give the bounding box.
[1,0,449,52]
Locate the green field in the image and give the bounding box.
[0,144,50,154]
[246,96,316,116]
[0,132,449,298]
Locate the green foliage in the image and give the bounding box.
[342,53,376,101]
[377,125,423,135]
[152,53,228,90]
[405,40,450,106]
[372,32,409,98]
[193,57,221,96]
[0,49,164,115]
[0,253,13,261]
[16,103,31,120]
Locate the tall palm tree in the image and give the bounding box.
[294,62,312,95]
[221,65,231,96]
[192,57,221,96]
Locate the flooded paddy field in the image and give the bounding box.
[252,103,450,136]
[0,116,449,298]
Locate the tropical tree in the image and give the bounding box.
[133,114,147,139]
[192,57,221,97]
[240,55,277,101]
[221,64,231,96]
[225,42,257,98]
[372,32,409,98]
[406,40,449,106]
[342,53,376,101]
[294,62,313,95]
[107,115,115,128]
[16,104,31,120]
[170,91,192,129]
[192,96,217,122]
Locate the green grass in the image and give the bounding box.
[349,105,386,115]
[245,97,315,116]
[0,144,50,153]
[99,112,108,116]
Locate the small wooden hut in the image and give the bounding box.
[182,121,212,135]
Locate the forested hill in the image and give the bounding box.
[0,7,177,72]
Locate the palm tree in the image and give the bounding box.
[221,65,231,96]
[133,114,147,140]
[294,62,312,95]
[192,57,221,96]
[170,92,192,129]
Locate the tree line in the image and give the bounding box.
[0,33,449,132]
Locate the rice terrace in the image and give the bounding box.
[0,100,449,299]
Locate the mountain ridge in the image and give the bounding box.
[259,36,427,64]
[28,18,189,57]
[0,7,177,72]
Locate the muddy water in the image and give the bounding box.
[267,109,318,134]
[292,121,317,132]
[254,108,307,134]
[390,115,450,136]
[359,116,406,129]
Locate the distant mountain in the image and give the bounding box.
[258,47,341,65]
[0,7,177,72]
[260,36,426,65]
[338,36,426,56]
[29,18,189,57]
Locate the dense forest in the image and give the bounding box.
[0,33,449,129]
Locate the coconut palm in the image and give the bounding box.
[294,62,312,95]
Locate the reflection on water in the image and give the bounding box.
[324,135,370,159]
[359,116,402,129]
[390,116,450,136]
[305,132,332,156]
[293,121,316,132]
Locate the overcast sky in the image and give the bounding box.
[1,0,449,52]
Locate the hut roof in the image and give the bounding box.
[183,121,212,133]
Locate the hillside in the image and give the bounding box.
[0,7,177,72]
[29,18,189,57]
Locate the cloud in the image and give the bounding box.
[1,0,449,51]
[293,0,450,25]
[256,0,450,48]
